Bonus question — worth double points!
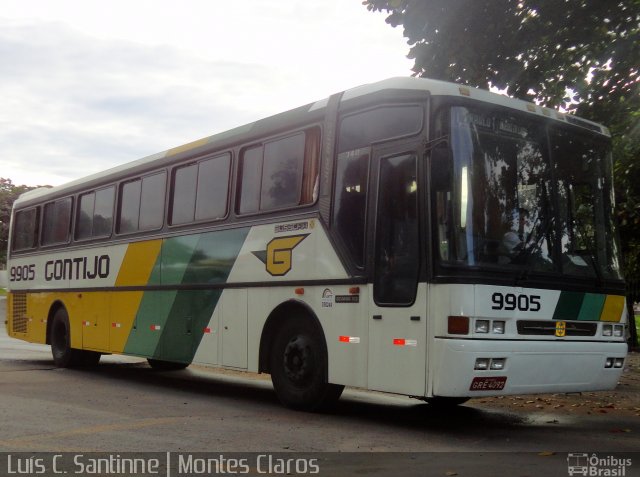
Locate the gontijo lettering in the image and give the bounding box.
[45,255,110,281]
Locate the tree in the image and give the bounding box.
[0,178,37,267]
[364,1,639,112]
[365,0,640,271]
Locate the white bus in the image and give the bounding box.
[6,77,628,410]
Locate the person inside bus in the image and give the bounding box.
[499,208,530,262]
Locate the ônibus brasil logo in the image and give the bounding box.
[567,453,632,476]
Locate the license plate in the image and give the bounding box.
[469,376,507,391]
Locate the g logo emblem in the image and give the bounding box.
[555,321,566,337]
[253,234,309,276]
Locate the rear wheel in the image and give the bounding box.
[270,316,343,411]
[147,358,189,371]
[51,308,90,368]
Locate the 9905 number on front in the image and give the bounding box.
[491,292,541,312]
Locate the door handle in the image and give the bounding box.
[372,315,382,320]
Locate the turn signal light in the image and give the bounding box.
[448,316,470,335]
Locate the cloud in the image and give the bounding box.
[0,2,412,186]
[0,20,285,185]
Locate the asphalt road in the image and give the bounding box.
[0,296,638,476]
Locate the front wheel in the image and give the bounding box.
[270,317,343,411]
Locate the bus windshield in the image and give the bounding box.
[435,105,623,282]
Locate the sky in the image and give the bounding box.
[0,0,413,187]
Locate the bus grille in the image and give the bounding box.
[11,293,28,333]
[517,320,597,336]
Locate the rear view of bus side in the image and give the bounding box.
[6,77,628,410]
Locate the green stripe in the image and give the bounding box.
[577,293,606,321]
[553,291,609,321]
[124,227,250,361]
[125,290,178,357]
[553,291,584,320]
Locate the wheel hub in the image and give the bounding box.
[283,335,312,384]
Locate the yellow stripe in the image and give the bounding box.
[167,137,210,157]
[109,291,145,353]
[115,239,162,286]
[109,240,162,353]
[600,295,625,322]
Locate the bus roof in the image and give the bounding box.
[14,76,609,208]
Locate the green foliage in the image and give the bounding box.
[0,178,36,266]
[364,1,639,111]
[365,0,640,279]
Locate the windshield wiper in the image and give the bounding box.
[586,252,604,286]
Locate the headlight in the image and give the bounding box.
[490,358,506,370]
[475,320,489,333]
[474,358,490,370]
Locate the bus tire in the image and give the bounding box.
[147,358,189,371]
[270,316,343,411]
[50,308,83,368]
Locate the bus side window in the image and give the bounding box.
[171,153,231,225]
[333,151,369,267]
[118,171,166,234]
[238,146,263,214]
[93,187,115,236]
[42,197,73,246]
[118,179,142,234]
[195,154,230,221]
[76,186,114,240]
[237,128,319,214]
[12,207,40,251]
[139,173,166,230]
[171,163,198,224]
[333,105,423,268]
[261,133,305,210]
[301,126,320,204]
[77,191,95,239]
[374,154,419,304]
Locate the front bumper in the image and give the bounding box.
[431,338,627,397]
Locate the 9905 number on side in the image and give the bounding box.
[491,292,541,311]
[9,264,36,282]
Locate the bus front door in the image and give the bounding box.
[367,144,427,396]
